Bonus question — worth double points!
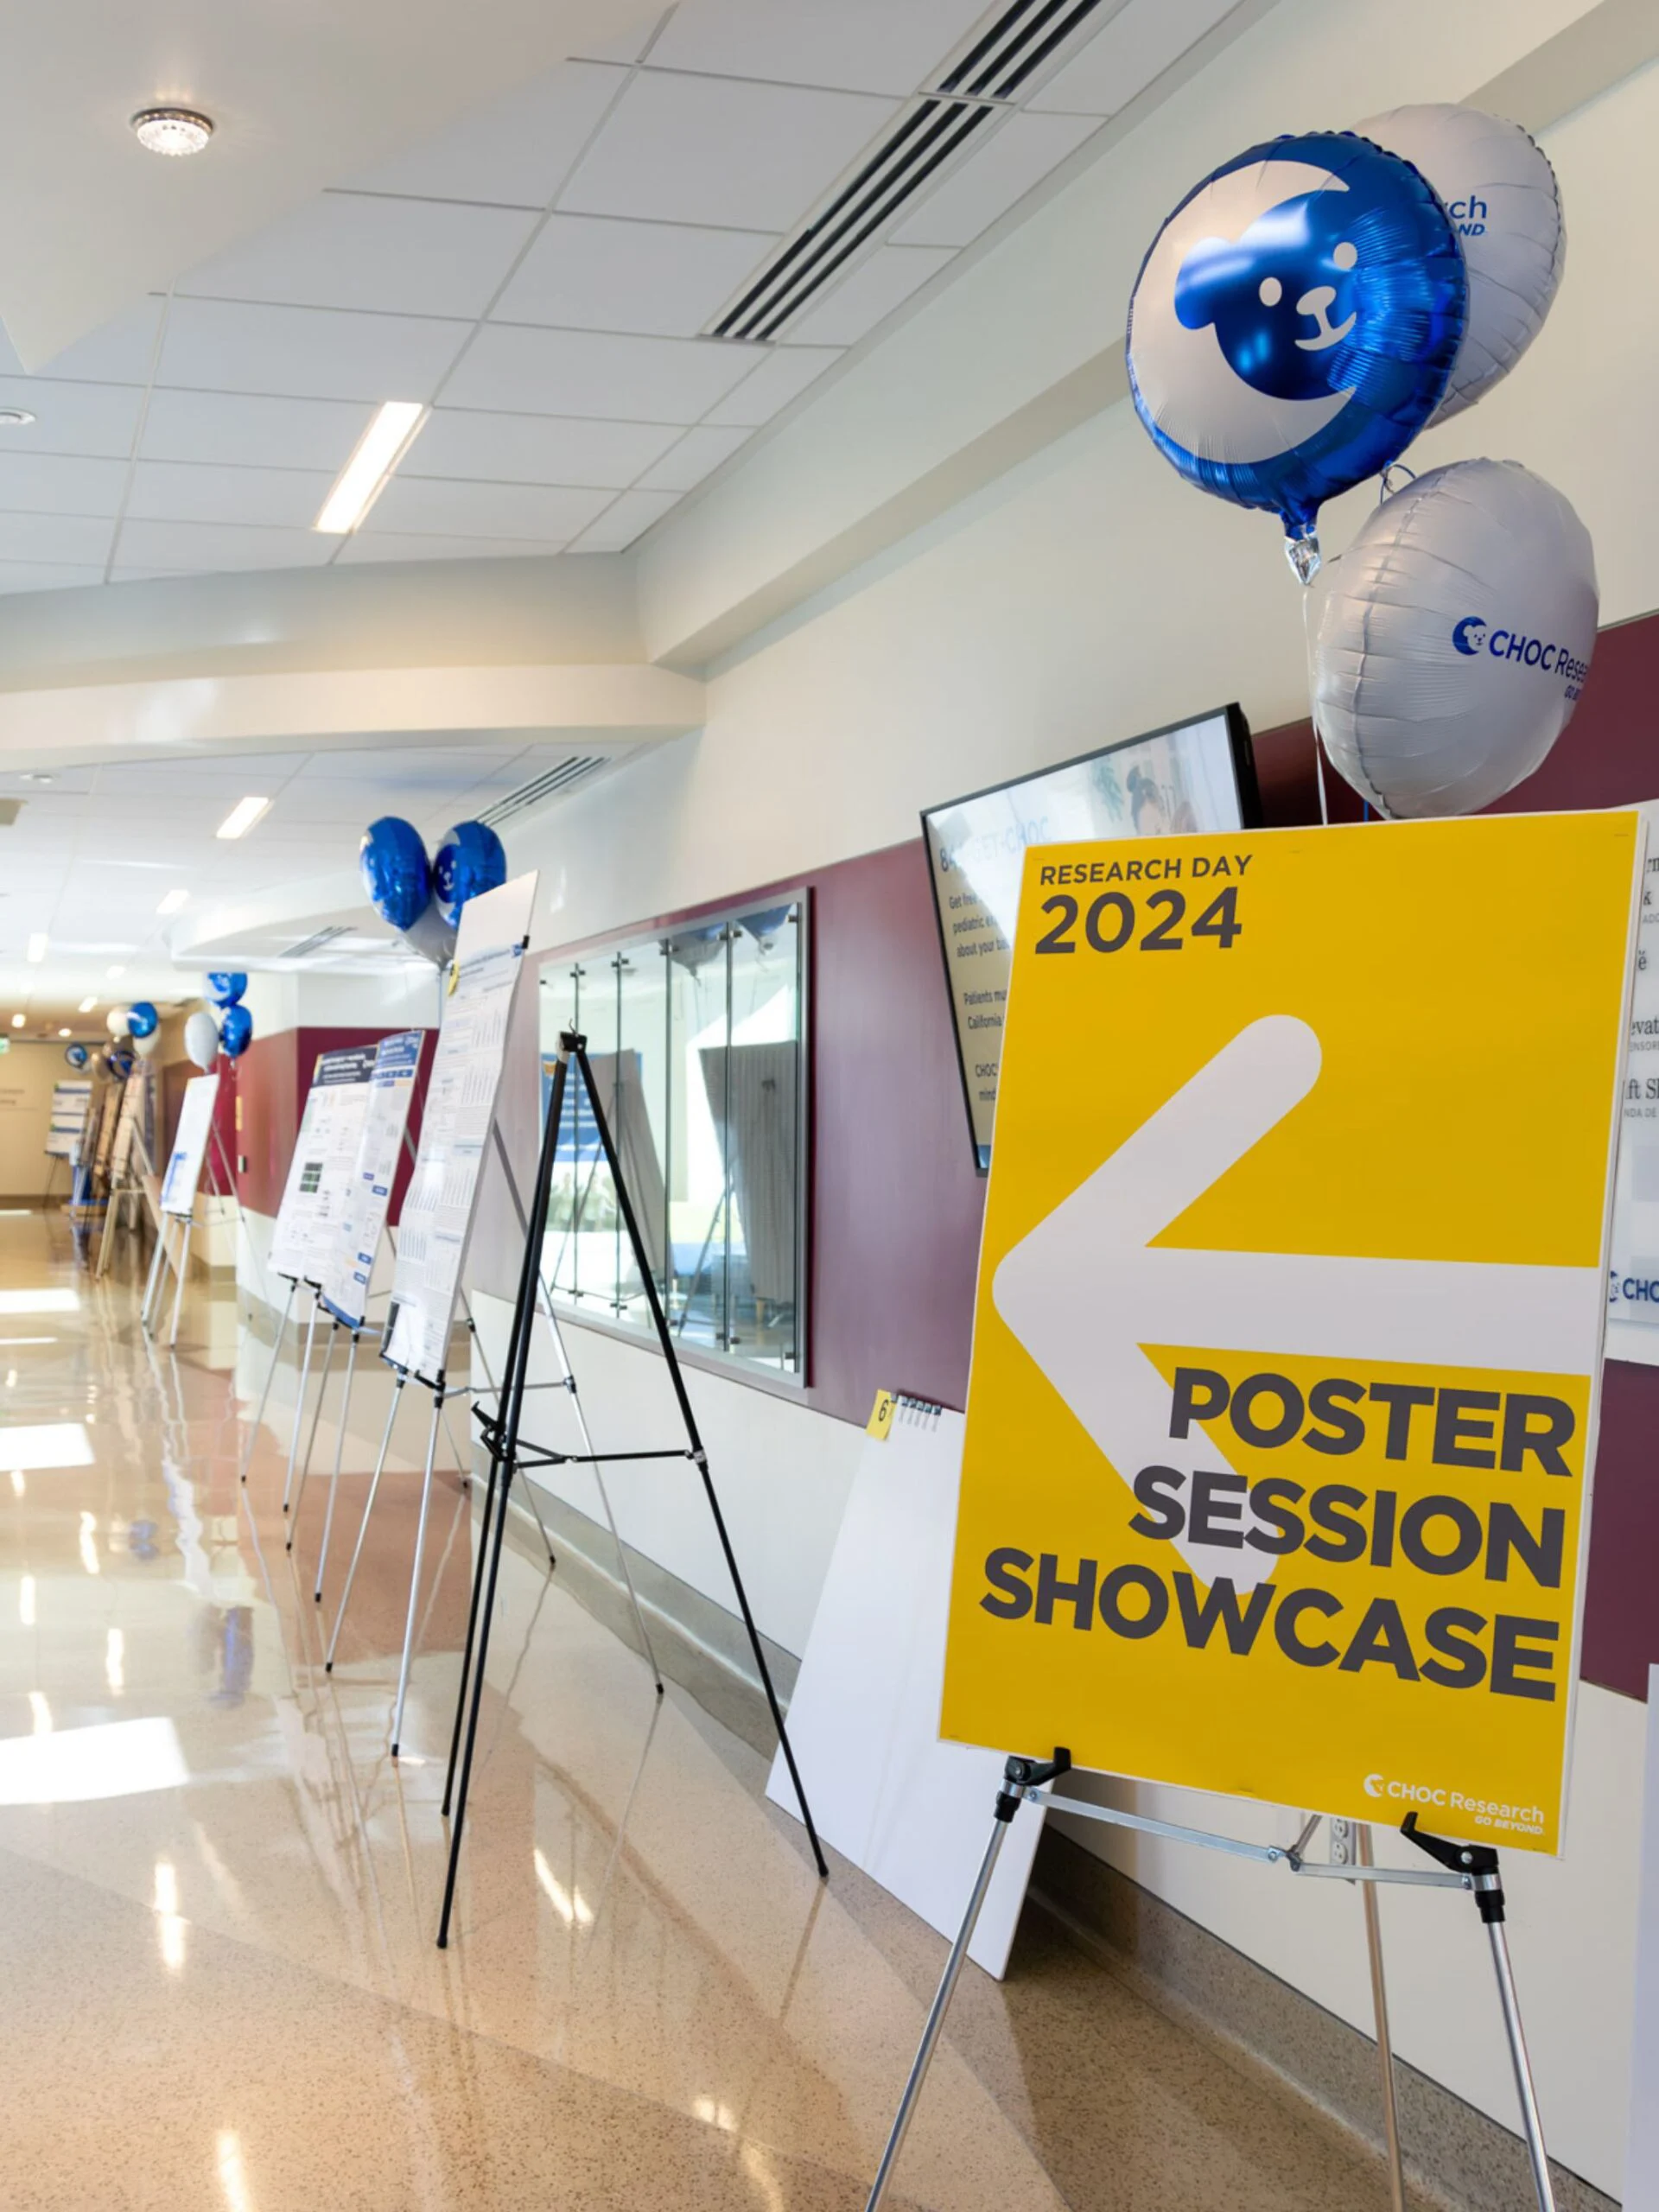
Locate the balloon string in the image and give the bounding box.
[1297,563,1330,828]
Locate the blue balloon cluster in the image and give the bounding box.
[127,1001,159,1039]
[1128,130,1467,557]
[219,1004,253,1059]
[205,972,248,1008]
[359,816,507,963]
[64,1042,89,1070]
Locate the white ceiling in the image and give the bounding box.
[0,741,592,1028]
[0,0,1253,594]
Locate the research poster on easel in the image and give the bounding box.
[46,1079,92,1160]
[320,1028,423,1329]
[942,812,1643,1854]
[269,1045,378,1283]
[161,1074,220,1217]
[384,872,538,1383]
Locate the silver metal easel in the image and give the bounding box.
[863,1752,1560,2212]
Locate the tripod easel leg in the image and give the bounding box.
[391,1389,444,1758]
[1488,1913,1557,2212]
[140,1218,168,1332]
[287,1320,338,1538]
[326,1374,404,1672]
[315,1330,359,1601]
[1356,1824,1407,2212]
[241,1276,296,1484]
[282,1295,320,1514]
[167,1219,193,1347]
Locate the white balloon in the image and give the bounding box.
[398,903,456,967]
[133,1029,159,1059]
[1310,458,1597,818]
[184,1010,221,1071]
[1359,104,1563,423]
[106,1007,130,1037]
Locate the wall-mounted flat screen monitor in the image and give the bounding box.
[922,705,1258,1172]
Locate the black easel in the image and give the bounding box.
[435,1027,827,1948]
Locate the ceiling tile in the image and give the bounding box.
[493,215,776,337]
[645,0,995,94]
[891,111,1103,245]
[568,487,680,551]
[784,245,954,346]
[0,380,143,461]
[0,453,128,517]
[415,409,680,487]
[702,343,841,425]
[180,196,541,321]
[0,513,115,565]
[156,299,469,404]
[634,423,752,492]
[125,461,337,530]
[35,301,165,386]
[112,520,337,575]
[367,476,613,540]
[333,532,569,565]
[0,563,105,596]
[1027,0,1242,116]
[559,73,897,231]
[341,63,628,207]
[138,390,373,473]
[296,747,522,780]
[442,324,759,422]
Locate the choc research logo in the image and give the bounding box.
[1452,614,1590,694]
[1361,1771,1545,1837]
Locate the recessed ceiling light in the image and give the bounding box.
[57,1027,71,1039]
[8,1015,21,1031]
[216,795,270,841]
[0,410,35,429]
[25,933,46,963]
[156,888,188,916]
[77,996,97,1014]
[315,401,427,534]
[106,964,125,980]
[130,107,214,158]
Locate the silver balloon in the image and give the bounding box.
[1310,458,1597,818]
[1359,105,1564,424]
[398,903,457,966]
[184,1009,220,1071]
[106,1007,130,1038]
[132,1028,160,1059]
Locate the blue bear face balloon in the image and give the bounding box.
[1174,192,1364,404]
[205,972,247,1008]
[432,820,506,928]
[1128,132,1465,539]
[219,1004,253,1059]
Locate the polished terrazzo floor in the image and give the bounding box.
[0,1208,1414,2211]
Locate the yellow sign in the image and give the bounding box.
[942,814,1643,1854]
[868,1389,898,1440]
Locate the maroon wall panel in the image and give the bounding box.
[1254,603,1659,1701]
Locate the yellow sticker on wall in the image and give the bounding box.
[941,813,1643,1854]
[867,1389,897,1440]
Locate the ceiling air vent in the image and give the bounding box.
[279,924,351,962]
[707,0,1113,344]
[478,755,607,828]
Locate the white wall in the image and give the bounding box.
[0,1041,79,1196]
[458,49,1659,2198]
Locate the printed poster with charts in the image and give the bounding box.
[161,1074,219,1217]
[46,1079,92,1160]
[385,872,538,1384]
[942,812,1642,1857]
[270,1046,378,1283]
[320,1029,424,1329]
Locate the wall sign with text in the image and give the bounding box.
[942,814,1643,1854]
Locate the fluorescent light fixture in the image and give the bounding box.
[156,888,188,916]
[315,400,427,534]
[26,932,46,963]
[107,963,126,980]
[77,995,96,1014]
[56,1027,70,1038]
[216,795,270,841]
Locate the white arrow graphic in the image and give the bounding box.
[993,1015,1599,1591]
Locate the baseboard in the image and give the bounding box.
[1030,1827,1614,2212]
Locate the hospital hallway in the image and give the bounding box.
[0,1205,1434,2212]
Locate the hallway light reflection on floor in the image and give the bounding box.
[155,1859,186,1972]
[79,1510,99,1576]
[0,1289,79,1314]
[216,2129,255,2212]
[0,1715,187,1804]
[532,1848,593,1927]
[28,1690,50,1732]
[106,1627,124,1694]
[18,1573,34,1625]
[0,1422,94,1471]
